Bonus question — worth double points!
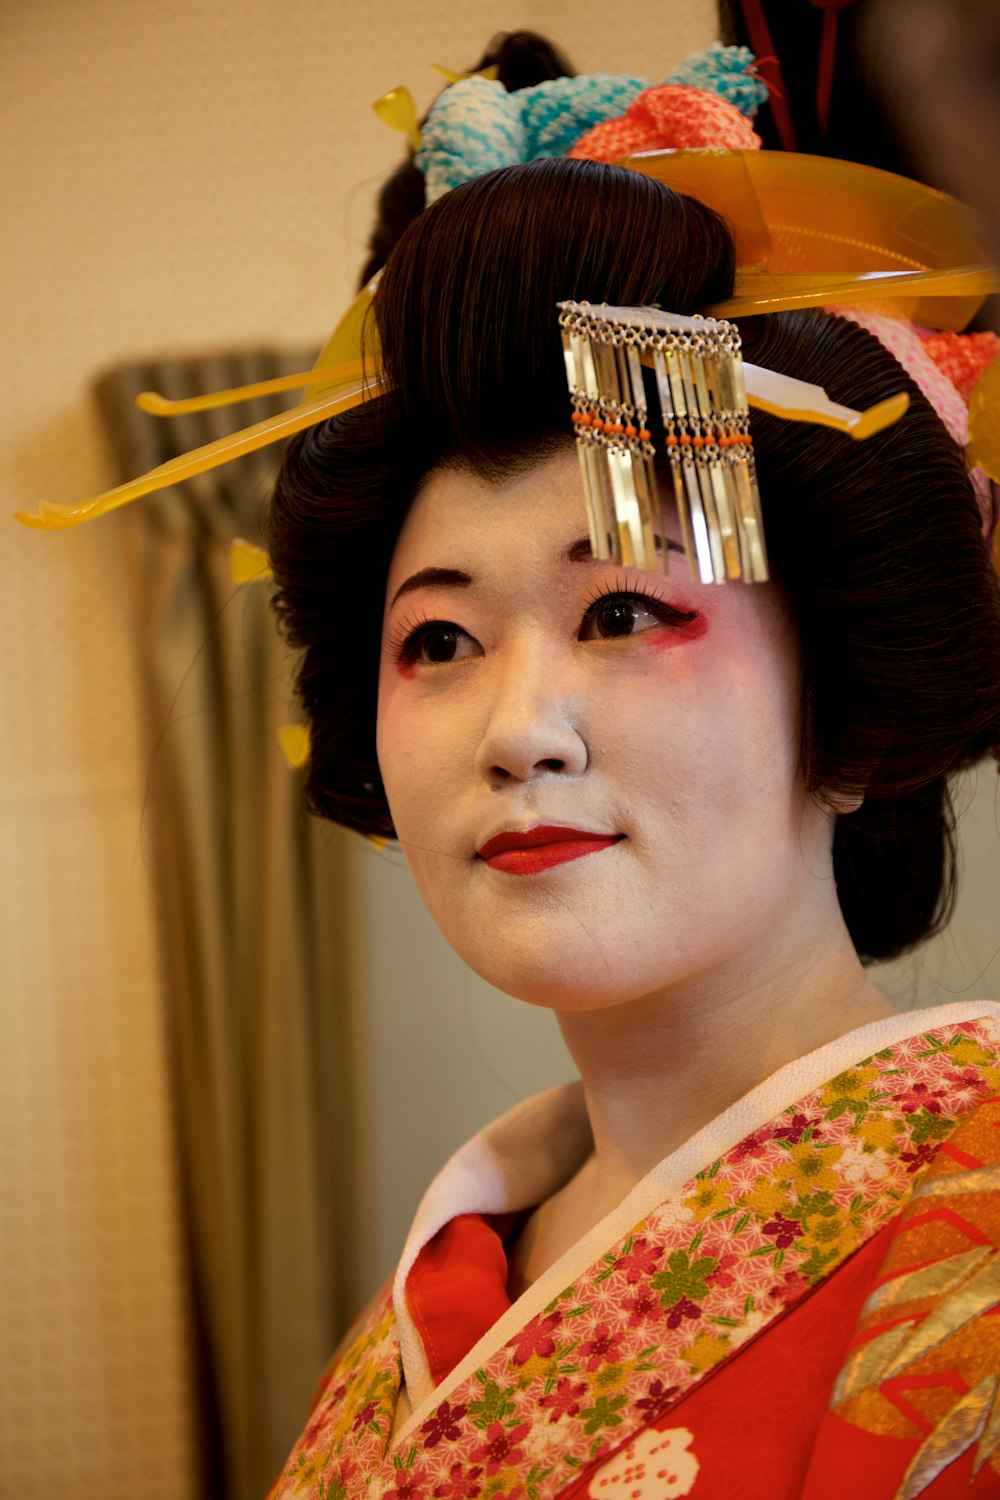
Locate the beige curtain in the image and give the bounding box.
[97,353,364,1500]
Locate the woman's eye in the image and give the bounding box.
[401,623,481,666]
[579,593,696,641]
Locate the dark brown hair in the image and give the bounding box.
[269,156,1000,962]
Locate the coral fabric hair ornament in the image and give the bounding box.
[568,84,761,162]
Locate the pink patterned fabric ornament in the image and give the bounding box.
[835,306,997,538]
[919,328,1000,402]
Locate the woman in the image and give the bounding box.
[267,158,1000,1497]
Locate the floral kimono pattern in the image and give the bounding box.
[270,1007,1000,1499]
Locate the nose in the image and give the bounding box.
[474,640,588,786]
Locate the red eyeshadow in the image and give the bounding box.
[643,610,708,651]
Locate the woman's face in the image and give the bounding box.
[376,450,833,1011]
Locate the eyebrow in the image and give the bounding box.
[390,567,473,610]
[565,535,685,562]
[390,535,686,608]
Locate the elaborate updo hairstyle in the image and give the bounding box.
[269,155,1000,964]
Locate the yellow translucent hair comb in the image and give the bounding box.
[15,150,998,534]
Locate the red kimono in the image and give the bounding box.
[270,1003,1000,1499]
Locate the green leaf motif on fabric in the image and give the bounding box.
[365,1368,393,1399]
[919,1034,949,1053]
[824,1095,869,1123]
[790,1189,836,1223]
[651,1250,718,1309]
[909,1109,955,1145]
[581,1392,628,1435]
[797,1244,840,1282]
[317,1477,348,1500]
[468,1378,517,1429]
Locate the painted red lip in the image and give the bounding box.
[477,826,624,875]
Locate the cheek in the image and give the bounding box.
[376,678,460,836]
[375,677,410,817]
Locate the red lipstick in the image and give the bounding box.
[477,826,623,875]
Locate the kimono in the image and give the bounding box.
[270,1002,1000,1499]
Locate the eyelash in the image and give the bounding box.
[389,586,698,667]
[386,611,434,666]
[580,583,697,638]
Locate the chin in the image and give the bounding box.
[454,930,673,1013]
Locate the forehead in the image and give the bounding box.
[385,450,690,592]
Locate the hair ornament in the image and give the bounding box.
[14,362,381,531]
[559,300,910,583]
[13,137,997,561]
[372,63,505,157]
[278,724,311,770]
[414,45,767,203]
[372,87,423,152]
[430,62,500,85]
[230,539,272,584]
[567,83,761,161]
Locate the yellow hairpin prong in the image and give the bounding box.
[308,281,379,401]
[968,356,1000,483]
[136,360,367,417]
[372,86,422,152]
[231,539,272,584]
[743,362,909,439]
[431,62,500,83]
[710,265,1000,325]
[15,377,386,531]
[278,724,311,769]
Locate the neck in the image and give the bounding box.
[506,891,894,1296]
[554,913,892,1208]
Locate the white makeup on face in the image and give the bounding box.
[375,449,837,1015]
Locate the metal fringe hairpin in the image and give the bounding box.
[559,302,767,583]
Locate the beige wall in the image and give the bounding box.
[4,1,997,1496]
